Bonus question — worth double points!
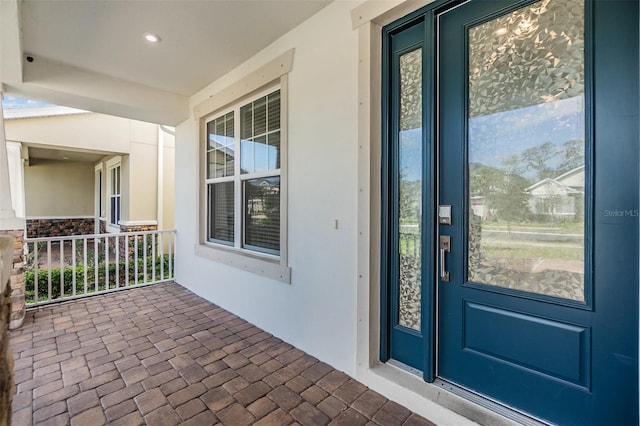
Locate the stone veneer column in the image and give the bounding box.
[119,223,158,259]
[0,236,15,425]
[0,93,25,329]
[0,231,24,330]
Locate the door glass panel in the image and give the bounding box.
[467,0,585,302]
[398,48,422,330]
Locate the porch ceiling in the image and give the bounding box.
[0,0,332,126]
[25,146,109,165]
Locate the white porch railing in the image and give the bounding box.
[24,229,176,307]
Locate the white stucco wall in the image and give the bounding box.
[160,129,175,231]
[175,0,360,374]
[24,160,95,216]
[4,112,132,154]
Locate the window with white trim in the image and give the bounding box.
[108,164,121,226]
[205,88,282,256]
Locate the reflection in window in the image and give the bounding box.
[467,0,585,302]
[207,112,235,178]
[241,91,280,174]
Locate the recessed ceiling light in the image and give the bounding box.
[144,32,161,43]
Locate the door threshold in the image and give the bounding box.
[433,378,550,426]
[387,359,423,378]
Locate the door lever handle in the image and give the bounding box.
[440,235,451,282]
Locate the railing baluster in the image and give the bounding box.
[33,242,39,304]
[47,240,52,302]
[105,235,110,290]
[167,232,176,279]
[158,231,165,280]
[143,235,148,284]
[72,239,76,296]
[134,235,139,286]
[152,233,156,283]
[59,238,64,299]
[83,238,88,295]
[115,234,120,289]
[125,235,129,287]
[94,236,99,293]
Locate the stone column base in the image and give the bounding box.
[0,236,15,425]
[0,230,24,330]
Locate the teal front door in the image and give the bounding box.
[384,0,638,423]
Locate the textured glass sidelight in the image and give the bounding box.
[467,0,585,301]
[398,48,422,330]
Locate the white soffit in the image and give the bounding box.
[0,0,332,125]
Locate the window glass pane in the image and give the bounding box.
[398,48,422,331]
[241,90,281,175]
[110,196,120,225]
[241,105,252,140]
[244,177,280,253]
[268,131,280,170]
[216,119,224,138]
[208,182,234,243]
[240,140,254,174]
[208,113,235,179]
[253,135,268,173]
[225,114,234,138]
[467,0,585,302]
[254,97,267,135]
[207,150,217,178]
[267,92,280,132]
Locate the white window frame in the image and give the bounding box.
[194,50,293,283]
[106,156,122,233]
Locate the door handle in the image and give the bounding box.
[440,235,451,282]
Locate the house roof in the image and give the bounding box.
[553,165,585,185]
[0,0,332,126]
[526,165,585,194]
[3,105,88,120]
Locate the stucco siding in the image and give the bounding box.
[24,160,94,217]
[5,113,131,154]
[175,0,360,374]
[127,142,158,222]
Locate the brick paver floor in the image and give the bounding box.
[10,282,434,425]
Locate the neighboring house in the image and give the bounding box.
[0,0,637,425]
[469,195,489,220]
[3,106,174,237]
[526,166,585,219]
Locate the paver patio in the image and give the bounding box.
[9,282,434,425]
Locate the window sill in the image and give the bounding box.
[106,224,120,234]
[194,243,291,284]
